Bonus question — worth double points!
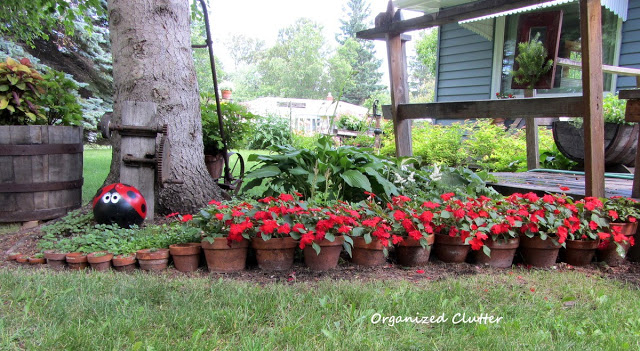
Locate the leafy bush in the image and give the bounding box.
[246,114,292,149]
[0,57,46,125]
[201,93,255,154]
[571,93,628,127]
[341,133,375,148]
[381,120,558,172]
[37,68,83,126]
[336,114,366,131]
[291,131,325,149]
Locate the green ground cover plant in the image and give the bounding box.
[1,269,639,350]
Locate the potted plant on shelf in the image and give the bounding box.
[508,192,576,267]
[386,195,435,267]
[0,57,85,223]
[596,196,639,266]
[250,194,302,271]
[466,197,521,268]
[186,199,253,273]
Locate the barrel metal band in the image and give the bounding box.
[0,179,84,193]
[0,144,83,156]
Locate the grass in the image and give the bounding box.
[0,268,639,350]
[81,148,270,204]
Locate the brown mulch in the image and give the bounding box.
[2,220,640,287]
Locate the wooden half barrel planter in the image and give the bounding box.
[0,126,83,222]
[552,121,638,167]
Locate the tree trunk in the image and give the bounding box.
[107,0,221,215]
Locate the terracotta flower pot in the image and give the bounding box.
[44,250,68,269]
[8,253,22,261]
[66,252,88,270]
[303,236,345,270]
[15,254,29,263]
[597,222,637,267]
[433,233,470,263]
[28,257,46,265]
[170,243,202,273]
[87,251,114,271]
[473,237,520,268]
[202,238,249,272]
[518,236,561,268]
[136,249,170,271]
[564,239,599,266]
[251,237,297,271]
[395,234,435,267]
[351,237,387,267]
[112,254,137,272]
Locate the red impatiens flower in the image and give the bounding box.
[608,210,619,220]
[166,212,179,218]
[181,214,193,222]
[393,210,407,221]
[422,201,440,209]
[559,186,570,191]
[441,192,455,201]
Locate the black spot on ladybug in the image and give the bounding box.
[141,203,146,213]
[122,183,133,187]
[127,191,137,199]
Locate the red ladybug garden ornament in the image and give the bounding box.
[92,183,147,228]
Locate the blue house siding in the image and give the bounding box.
[436,23,494,103]
[616,0,640,90]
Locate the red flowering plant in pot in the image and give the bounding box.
[460,196,522,268]
[297,201,359,270]
[185,199,254,272]
[386,195,436,266]
[561,196,607,266]
[348,193,395,266]
[249,193,306,271]
[509,192,578,267]
[597,196,639,263]
[430,192,478,263]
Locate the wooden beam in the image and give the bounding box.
[557,58,640,77]
[357,0,551,40]
[387,34,412,157]
[395,96,584,121]
[620,89,640,100]
[524,89,539,170]
[580,0,605,198]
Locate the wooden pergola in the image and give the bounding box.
[356,0,617,198]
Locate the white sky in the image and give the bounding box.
[207,0,402,81]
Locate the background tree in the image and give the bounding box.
[107,0,221,214]
[334,0,383,105]
[257,18,328,99]
[191,16,227,94]
[410,28,438,102]
[224,34,265,70]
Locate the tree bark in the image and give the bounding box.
[107,0,221,214]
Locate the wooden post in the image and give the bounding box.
[524,89,539,170]
[386,32,412,157]
[120,101,157,221]
[580,0,605,198]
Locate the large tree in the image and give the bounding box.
[410,28,438,102]
[107,0,220,214]
[334,0,383,105]
[257,18,328,99]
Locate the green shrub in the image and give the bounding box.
[246,114,292,149]
[291,132,324,149]
[571,93,628,127]
[0,57,46,125]
[37,68,83,126]
[336,114,366,131]
[341,133,375,148]
[201,93,255,154]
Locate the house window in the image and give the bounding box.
[500,3,621,96]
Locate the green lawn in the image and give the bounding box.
[81,148,270,204]
[0,268,638,350]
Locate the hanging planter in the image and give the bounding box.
[473,237,520,268]
[136,249,170,271]
[202,238,249,273]
[87,252,113,271]
[433,234,471,263]
[169,243,202,273]
[303,236,345,271]
[395,235,435,267]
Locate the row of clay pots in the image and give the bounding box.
[10,253,46,265]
